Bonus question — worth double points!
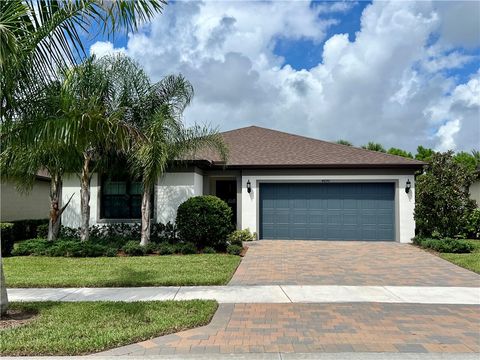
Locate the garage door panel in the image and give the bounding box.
[260,182,395,241]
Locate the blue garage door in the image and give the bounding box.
[260,183,395,241]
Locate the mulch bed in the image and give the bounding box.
[0,309,37,330]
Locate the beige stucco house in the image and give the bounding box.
[62,126,425,243]
[1,172,50,221]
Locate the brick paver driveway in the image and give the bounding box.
[101,303,480,355]
[230,240,480,286]
[99,240,480,356]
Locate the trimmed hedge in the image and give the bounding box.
[12,239,115,257]
[176,196,233,250]
[413,237,474,253]
[12,238,205,257]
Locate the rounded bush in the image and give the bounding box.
[176,196,233,250]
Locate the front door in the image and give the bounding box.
[216,180,237,226]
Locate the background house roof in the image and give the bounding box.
[197,126,425,169]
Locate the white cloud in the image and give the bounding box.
[89,41,125,58]
[436,118,461,151]
[90,0,480,152]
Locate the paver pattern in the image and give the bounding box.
[230,241,480,286]
[98,240,480,356]
[99,303,480,355]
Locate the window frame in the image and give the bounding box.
[99,174,154,221]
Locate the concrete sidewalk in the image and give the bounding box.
[8,285,480,304]
[2,353,479,359]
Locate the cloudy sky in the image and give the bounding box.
[89,0,479,152]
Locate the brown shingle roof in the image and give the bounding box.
[198,126,425,169]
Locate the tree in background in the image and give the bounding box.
[415,146,435,162]
[415,151,477,238]
[336,139,352,146]
[454,151,480,172]
[387,147,413,158]
[362,142,386,152]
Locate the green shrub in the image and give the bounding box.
[11,219,49,241]
[121,241,146,256]
[104,248,118,257]
[463,208,480,239]
[202,246,216,254]
[415,151,477,238]
[227,244,243,255]
[1,223,14,256]
[44,241,83,257]
[150,222,177,243]
[158,243,176,255]
[145,242,158,254]
[179,242,197,255]
[176,196,233,250]
[227,229,253,246]
[12,239,51,256]
[36,223,49,238]
[415,238,474,253]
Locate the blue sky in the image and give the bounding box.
[88,1,480,152]
[274,1,371,70]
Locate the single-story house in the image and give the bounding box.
[1,170,50,222]
[62,126,425,243]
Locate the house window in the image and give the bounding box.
[100,175,143,219]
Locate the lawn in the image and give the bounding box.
[439,240,480,274]
[0,300,217,356]
[3,254,241,287]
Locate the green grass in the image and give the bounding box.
[4,254,241,287]
[439,240,480,274]
[0,300,217,356]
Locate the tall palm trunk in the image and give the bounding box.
[48,174,62,241]
[140,187,152,246]
[80,155,92,242]
[0,256,8,317]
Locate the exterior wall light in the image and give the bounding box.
[405,179,411,193]
[246,180,252,193]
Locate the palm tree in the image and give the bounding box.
[1,79,82,241]
[0,0,165,317]
[0,0,165,120]
[58,56,140,241]
[132,114,228,246]
[106,55,228,245]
